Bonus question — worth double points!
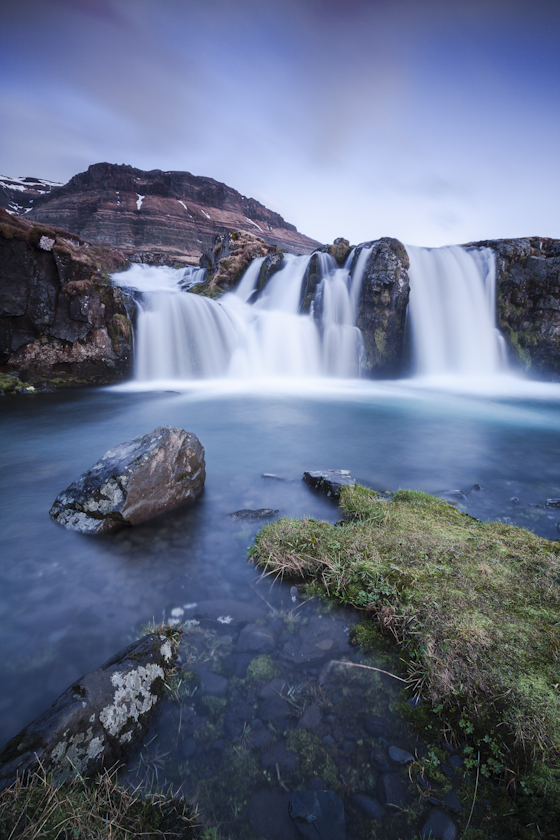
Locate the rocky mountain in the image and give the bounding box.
[6,163,319,263]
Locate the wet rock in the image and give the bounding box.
[369,748,390,772]
[0,632,176,790]
[191,666,229,697]
[50,426,205,534]
[248,729,274,751]
[364,715,392,739]
[289,789,346,840]
[303,470,355,500]
[376,773,410,809]
[443,790,463,813]
[223,699,255,739]
[307,775,327,790]
[228,508,280,519]
[440,490,468,505]
[262,473,286,481]
[510,496,520,504]
[281,615,349,666]
[447,754,463,769]
[353,793,384,820]
[298,703,322,732]
[261,741,300,776]
[421,808,458,840]
[547,499,560,507]
[259,678,290,700]
[260,696,291,724]
[181,737,197,759]
[388,745,414,764]
[223,652,255,677]
[237,623,276,653]
[247,790,300,840]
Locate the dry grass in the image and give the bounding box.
[250,485,560,765]
[0,764,200,839]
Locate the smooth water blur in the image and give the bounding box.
[1,380,560,753]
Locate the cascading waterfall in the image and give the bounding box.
[406,245,507,377]
[113,242,507,385]
[113,249,370,381]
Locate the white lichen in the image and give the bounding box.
[217,615,234,625]
[38,235,55,251]
[159,640,173,661]
[98,664,164,737]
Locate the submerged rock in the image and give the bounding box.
[303,470,355,499]
[0,632,177,791]
[289,790,346,840]
[49,425,205,534]
[228,508,279,519]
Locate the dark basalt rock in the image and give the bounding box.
[228,508,279,519]
[421,808,458,839]
[303,470,355,499]
[353,793,384,820]
[49,425,205,534]
[0,632,177,791]
[289,790,346,840]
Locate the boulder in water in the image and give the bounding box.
[303,470,355,499]
[50,425,205,534]
[0,632,177,791]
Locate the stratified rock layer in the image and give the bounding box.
[0,208,131,388]
[23,162,320,262]
[50,425,205,534]
[0,632,177,791]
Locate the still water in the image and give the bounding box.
[1,377,560,836]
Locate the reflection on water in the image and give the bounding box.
[1,381,560,835]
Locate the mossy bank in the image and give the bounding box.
[250,485,560,837]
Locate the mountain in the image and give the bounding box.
[2,163,319,262]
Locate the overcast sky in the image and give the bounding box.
[1,0,559,246]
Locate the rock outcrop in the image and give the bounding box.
[197,230,281,295]
[50,425,205,534]
[0,208,132,389]
[471,237,560,376]
[0,632,178,791]
[354,238,411,377]
[21,162,320,263]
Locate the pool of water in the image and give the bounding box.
[1,376,560,836]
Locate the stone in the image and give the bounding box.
[247,790,300,840]
[443,790,463,813]
[228,508,279,519]
[352,793,384,820]
[259,678,290,700]
[388,745,414,764]
[181,737,197,759]
[298,703,322,732]
[0,632,176,791]
[237,623,276,653]
[223,653,254,677]
[183,599,266,624]
[421,808,458,840]
[303,470,355,499]
[261,741,300,776]
[369,748,390,772]
[289,790,346,840]
[191,666,229,697]
[376,773,410,810]
[259,696,291,724]
[364,715,392,739]
[248,729,274,751]
[49,425,205,534]
[281,615,349,666]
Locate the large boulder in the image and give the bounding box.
[0,632,178,791]
[50,425,205,534]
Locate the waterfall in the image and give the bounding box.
[112,252,370,382]
[406,245,507,377]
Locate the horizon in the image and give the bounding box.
[1,0,559,247]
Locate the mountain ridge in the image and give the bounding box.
[1,163,319,262]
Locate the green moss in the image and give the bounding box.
[373,327,387,358]
[0,373,26,393]
[250,484,560,826]
[246,655,277,682]
[0,223,14,240]
[286,729,338,789]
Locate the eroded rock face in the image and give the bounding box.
[198,230,279,294]
[0,208,132,388]
[471,237,560,377]
[50,425,205,534]
[354,238,411,377]
[0,633,177,791]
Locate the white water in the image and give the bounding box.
[113,250,371,381]
[406,245,507,377]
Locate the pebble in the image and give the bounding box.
[421,808,457,840]
[389,745,414,764]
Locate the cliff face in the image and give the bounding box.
[471,238,560,377]
[21,163,319,262]
[0,209,132,392]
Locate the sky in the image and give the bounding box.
[1,0,559,247]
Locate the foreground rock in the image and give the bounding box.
[289,790,346,840]
[0,632,177,791]
[303,470,356,499]
[50,425,205,533]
